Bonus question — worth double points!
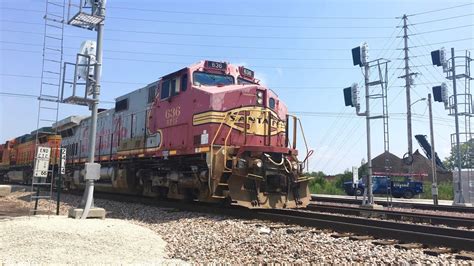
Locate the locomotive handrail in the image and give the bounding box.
[209,111,231,193]
[209,107,273,194]
[287,114,312,173]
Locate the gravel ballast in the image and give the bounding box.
[1,189,473,264]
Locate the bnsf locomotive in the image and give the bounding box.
[0,61,312,208]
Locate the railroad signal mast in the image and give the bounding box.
[61,0,107,218]
[344,43,390,208]
[431,48,473,206]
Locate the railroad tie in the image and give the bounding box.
[455,252,474,261]
[331,232,353,238]
[423,248,452,257]
[395,243,424,250]
[349,235,374,241]
[372,239,399,246]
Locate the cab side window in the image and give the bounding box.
[161,80,170,100]
[181,74,188,92]
[161,74,187,100]
[170,78,178,96]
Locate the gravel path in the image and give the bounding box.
[1,190,473,264]
[0,215,184,264]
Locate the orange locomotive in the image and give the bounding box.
[0,128,61,184]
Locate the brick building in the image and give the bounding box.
[368,150,452,182]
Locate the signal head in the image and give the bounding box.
[343,83,359,107]
[432,82,449,108]
[431,47,446,68]
[351,43,369,67]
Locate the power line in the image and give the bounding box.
[0,26,392,41]
[408,38,474,49]
[107,5,396,20]
[1,49,355,70]
[107,16,394,29]
[407,3,474,17]
[0,42,351,62]
[409,24,474,36]
[0,29,396,51]
[0,6,396,20]
[0,17,395,30]
[0,92,115,104]
[410,13,474,25]
[0,74,145,85]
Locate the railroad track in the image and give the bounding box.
[82,191,474,252]
[258,209,474,252]
[307,204,474,228]
[312,195,474,213]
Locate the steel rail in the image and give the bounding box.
[258,209,474,252]
[312,195,474,213]
[306,204,474,228]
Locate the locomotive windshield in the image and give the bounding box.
[193,72,235,86]
[237,78,257,85]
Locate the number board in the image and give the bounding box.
[33,146,51,178]
[60,148,66,175]
[239,67,255,78]
[205,60,227,71]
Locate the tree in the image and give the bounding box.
[358,158,368,177]
[443,139,474,170]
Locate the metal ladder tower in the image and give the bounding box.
[446,49,473,204]
[30,0,66,215]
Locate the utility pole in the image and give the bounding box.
[428,94,438,205]
[399,15,418,159]
[62,0,107,219]
[81,1,105,219]
[364,61,374,205]
[450,48,466,204]
[402,15,413,157]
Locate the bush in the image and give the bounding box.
[307,173,346,195]
[421,181,454,200]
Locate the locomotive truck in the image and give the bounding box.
[0,60,313,209]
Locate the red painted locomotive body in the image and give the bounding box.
[141,61,311,208]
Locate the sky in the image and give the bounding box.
[0,0,473,174]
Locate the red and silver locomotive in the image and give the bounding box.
[5,60,312,208]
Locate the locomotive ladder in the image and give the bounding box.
[30,0,66,216]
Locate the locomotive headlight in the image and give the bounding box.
[291,161,298,170]
[253,159,263,168]
[256,90,264,105]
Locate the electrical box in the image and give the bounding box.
[84,162,101,180]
